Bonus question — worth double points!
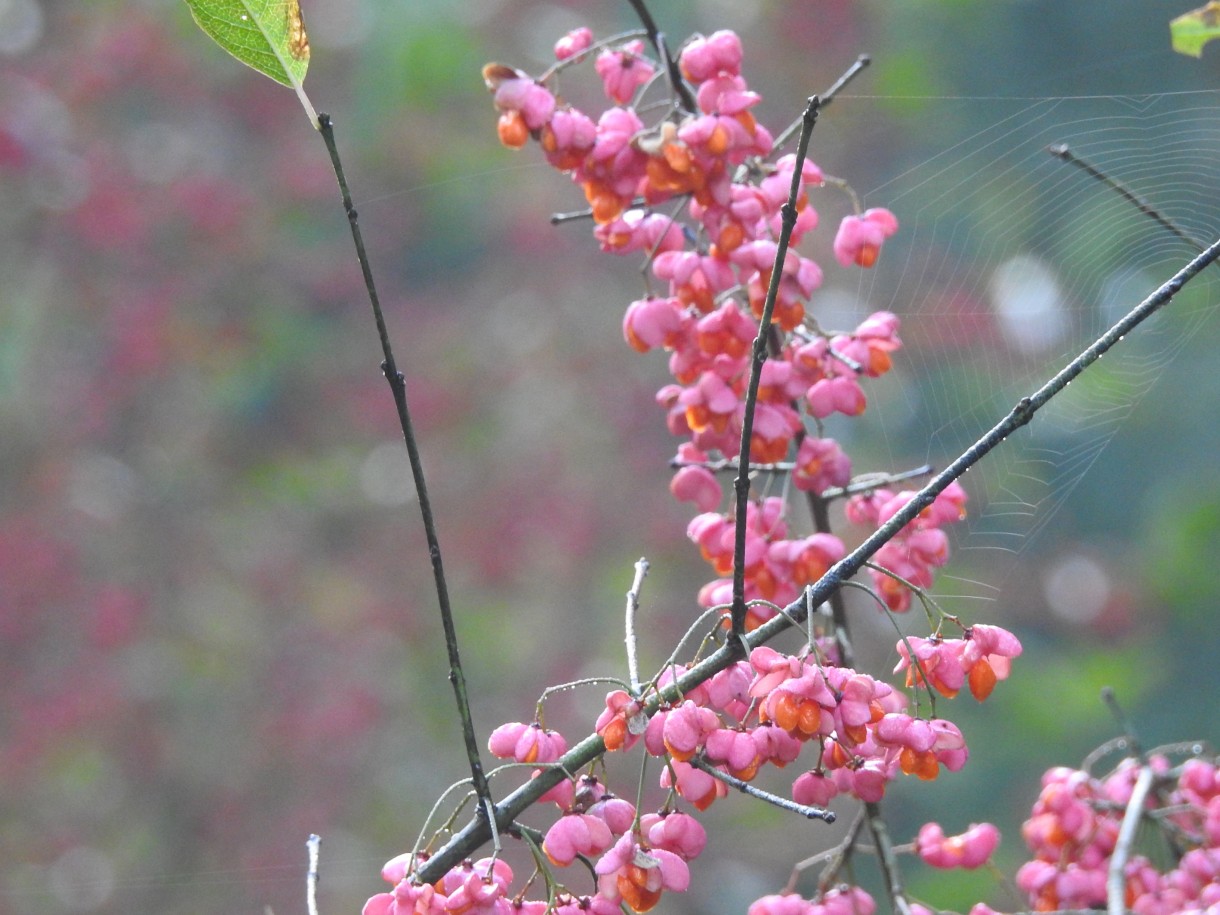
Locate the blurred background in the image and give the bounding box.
[2,0,1219,912]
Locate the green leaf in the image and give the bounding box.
[1170,1,1220,57]
[185,0,318,123]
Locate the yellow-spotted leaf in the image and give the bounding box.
[1171,1,1220,57]
[185,0,318,125]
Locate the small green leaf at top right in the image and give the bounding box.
[1171,0,1220,57]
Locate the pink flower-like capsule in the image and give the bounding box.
[893,636,968,698]
[806,374,866,419]
[679,371,741,437]
[483,65,557,132]
[363,878,445,915]
[441,858,515,915]
[364,854,447,915]
[641,811,708,861]
[543,812,614,866]
[487,721,567,764]
[763,534,846,590]
[680,30,744,83]
[595,690,646,752]
[540,107,597,171]
[623,296,687,353]
[828,756,892,803]
[595,834,691,913]
[793,769,839,808]
[662,699,720,761]
[532,767,575,808]
[670,464,721,513]
[748,645,805,699]
[792,437,851,494]
[815,885,876,915]
[596,209,685,256]
[703,726,761,779]
[961,623,1022,700]
[554,27,592,60]
[752,723,802,768]
[877,481,968,531]
[916,821,1000,869]
[833,208,898,268]
[660,759,728,811]
[587,794,636,836]
[704,659,753,721]
[595,41,656,105]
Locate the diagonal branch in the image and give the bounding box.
[412,232,1220,886]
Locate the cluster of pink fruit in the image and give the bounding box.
[362,20,1220,915]
[484,25,953,627]
[365,615,1017,915]
[1017,754,1220,913]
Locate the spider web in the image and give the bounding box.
[822,89,1220,614]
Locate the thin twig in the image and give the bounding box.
[1049,143,1209,253]
[317,114,496,840]
[536,29,649,83]
[669,460,934,499]
[1109,764,1155,915]
[731,95,821,641]
[864,802,912,915]
[306,834,320,915]
[625,0,698,113]
[774,55,871,150]
[689,756,836,822]
[625,558,650,693]
[815,809,868,894]
[412,233,1220,886]
[1101,687,1146,761]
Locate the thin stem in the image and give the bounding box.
[689,756,835,822]
[412,236,1220,885]
[1048,144,1209,253]
[731,95,821,641]
[864,802,912,915]
[669,459,934,499]
[1108,765,1155,915]
[625,558,650,693]
[1101,687,1188,862]
[1101,687,1146,761]
[536,29,649,83]
[774,55,871,150]
[316,114,495,831]
[306,834,320,915]
[780,807,866,894]
[625,0,698,113]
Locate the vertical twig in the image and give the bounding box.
[306,834,320,915]
[1102,687,1146,761]
[316,114,496,840]
[1109,765,1155,915]
[864,802,913,915]
[625,558,650,693]
[730,95,821,642]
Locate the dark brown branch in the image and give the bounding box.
[318,114,495,829]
